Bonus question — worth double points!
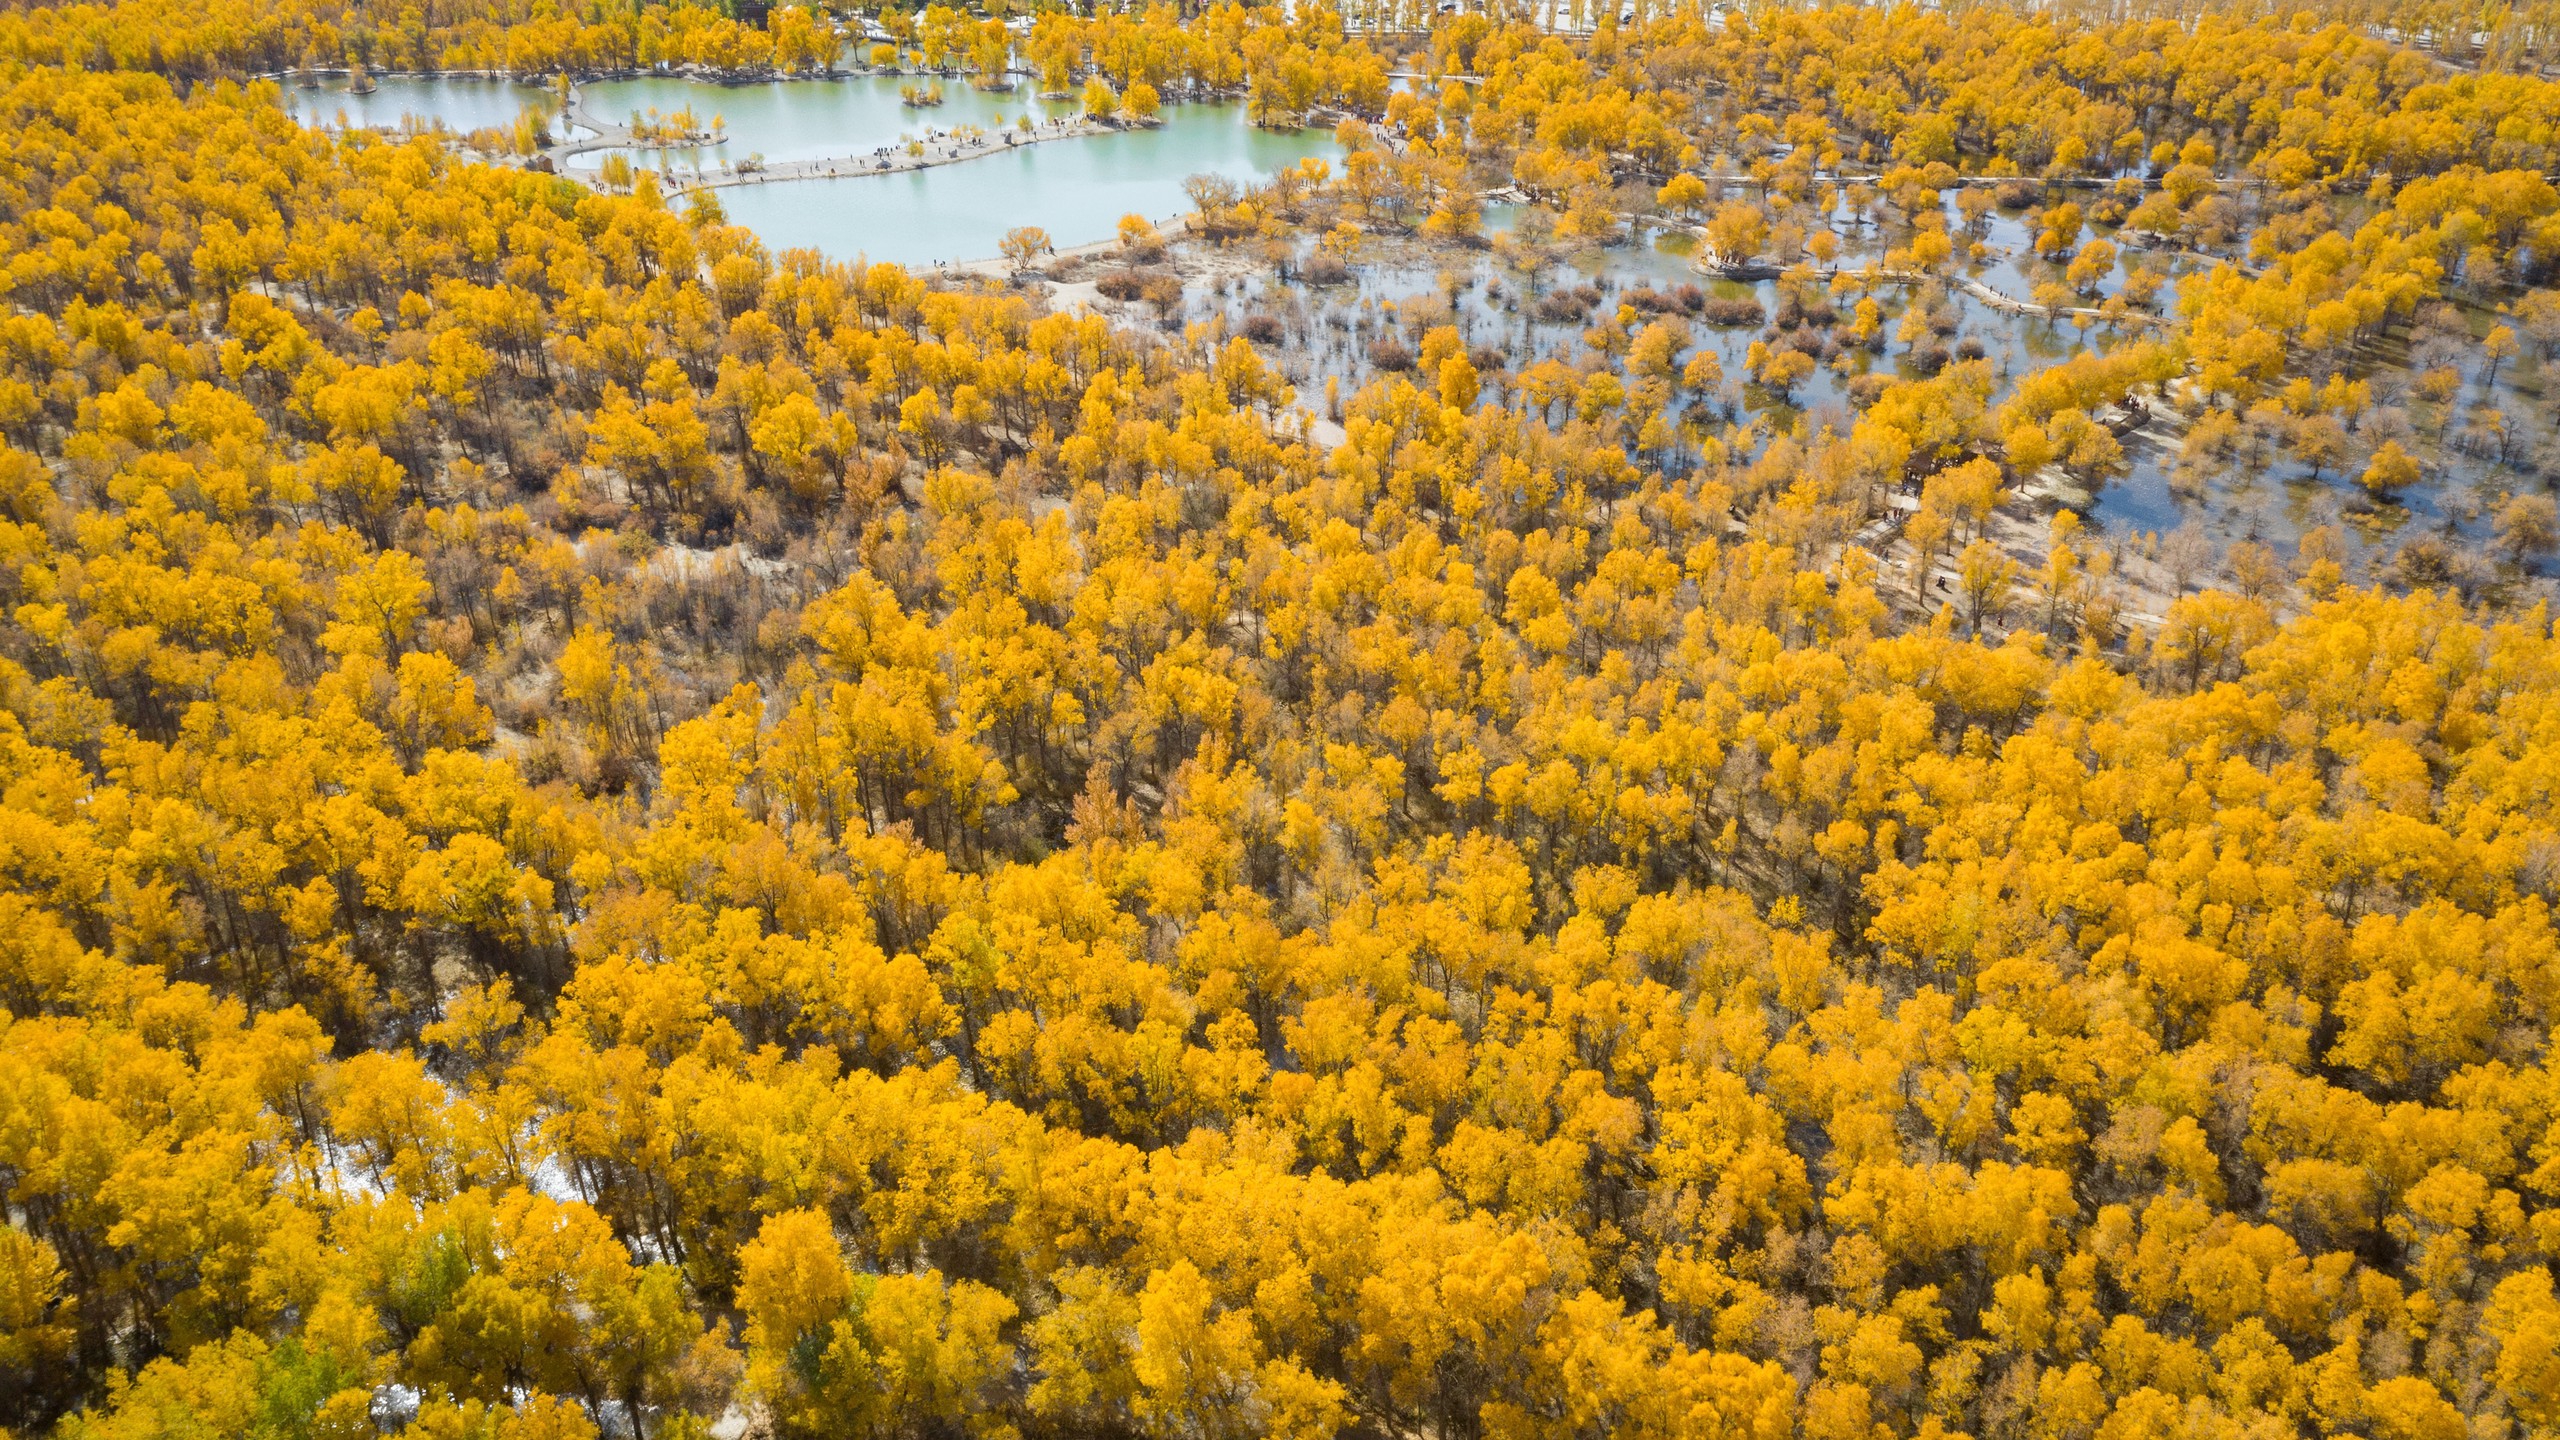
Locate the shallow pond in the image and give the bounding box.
[711,103,1337,268]
[285,75,566,139]
[571,73,1080,174]
[281,71,1337,274]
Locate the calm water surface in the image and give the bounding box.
[572,73,1080,173]
[284,73,1334,267]
[286,75,560,137]
[713,103,1337,267]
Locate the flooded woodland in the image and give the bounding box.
[298,50,2560,632]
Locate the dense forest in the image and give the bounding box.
[6,1,2560,1440]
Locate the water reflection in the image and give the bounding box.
[285,75,563,138]
[570,73,1081,174]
